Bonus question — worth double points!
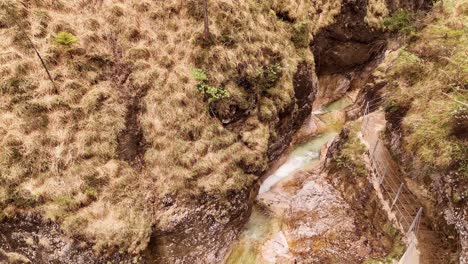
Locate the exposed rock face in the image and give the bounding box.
[256,169,390,263]
[0,215,130,264]
[312,0,432,110]
[385,116,465,262]
[312,0,387,111]
[324,130,398,254]
[313,0,385,76]
[267,61,317,161]
[145,188,256,264]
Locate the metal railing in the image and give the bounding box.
[360,104,425,262]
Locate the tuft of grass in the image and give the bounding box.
[365,0,390,28]
[256,63,283,91]
[54,194,80,215]
[127,47,151,60]
[389,49,425,85]
[6,189,38,209]
[259,97,277,122]
[0,77,34,95]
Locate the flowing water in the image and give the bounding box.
[322,97,352,112]
[312,96,352,115]
[226,97,353,263]
[258,131,338,194]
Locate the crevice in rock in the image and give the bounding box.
[311,0,390,113]
[312,0,386,76]
[274,10,296,23]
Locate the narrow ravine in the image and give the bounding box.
[226,97,354,263]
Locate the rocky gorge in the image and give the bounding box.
[0,0,466,263]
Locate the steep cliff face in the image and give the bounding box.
[312,0,433,109]
[144,188,255,263]
[312,0,387,109]
[313,0,384,75]
[267,61,317,160]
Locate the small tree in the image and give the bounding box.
[382,10,415,35]
[53,32,79,46]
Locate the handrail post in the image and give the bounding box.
[406,207,423,237]
[362,101,370,135]
[364,102,370,131]
[372,139,379,157]
[390,183,404,210]
[379,159,391,185]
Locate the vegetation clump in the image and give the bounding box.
[256,63,283,90]
[192,68,230,104]
[334,122,367,177]
[291,22,310,48]
[53,31,79,46]
[383,10,415,35]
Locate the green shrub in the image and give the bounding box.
[55,194,79,212]
[390,50,425,84]
[256,63,282,90]
[191,68,230,104]
[291,22,310,48]
[192,68,208,82]
[335,123,367,177]
[53,32,79,46]
[383,10,415,35]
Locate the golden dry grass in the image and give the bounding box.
[365,0,390,28]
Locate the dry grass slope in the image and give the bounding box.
[0,0,350,253]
